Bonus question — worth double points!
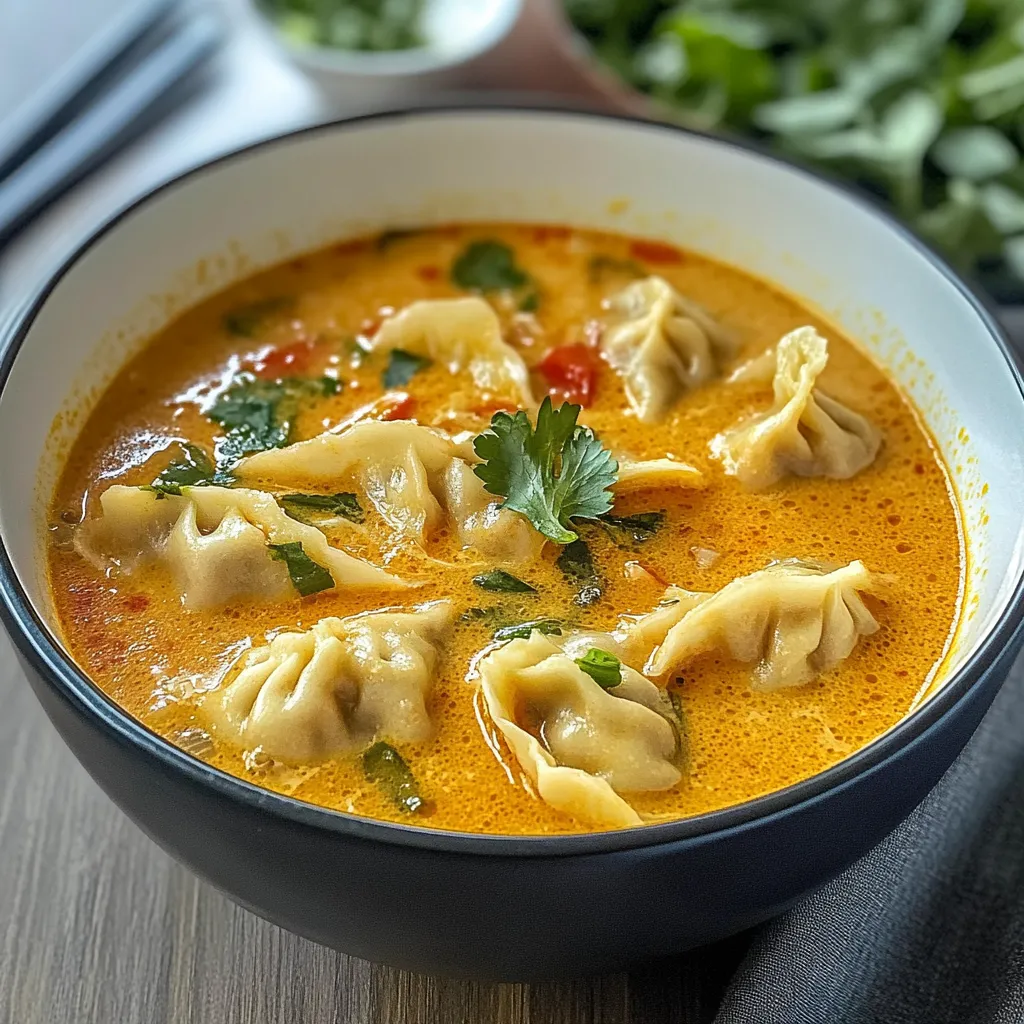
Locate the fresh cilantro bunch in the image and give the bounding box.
[472,397,618,545]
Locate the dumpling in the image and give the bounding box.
[645,560,880,690]
[370,297,534,405]
[711,327,882,489]
[237,421,543,561]
[75,484,407,608]
[601,276,734,423]
[204,601,452,762]
[477,631,681,828]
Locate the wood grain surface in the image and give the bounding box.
[0,633,747,1024]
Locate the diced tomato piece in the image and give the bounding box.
[381,395,417,421]
[417,265,441,281]
[471,400,519,419]
[539,343,600,406]
[252,339,317,378]
[629,240,684,265]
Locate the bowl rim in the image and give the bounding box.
[2,104,1023,858]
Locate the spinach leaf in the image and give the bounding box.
[362,741,425,813]
[207,373,338,466]
[556,538,604,606]
[267,541,334,597]
[279,492,364,524]
[451,240,530,292]
[492,618,564,642]
[595,510,665,546]
[222,297,294,337]
[472,570,537,594]
[147,443,216,496]
[575,648,622,688]
[382,349,431,389]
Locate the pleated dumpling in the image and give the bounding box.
[601,276,734,423]
[477,631,681,828]
[370,297,534,405]
[237,421,543,561]
[646,560,880,690]
[74,484,406,608]
[204,601,452,762]
[711,327,881,490]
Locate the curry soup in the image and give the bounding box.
[46,224,963,835]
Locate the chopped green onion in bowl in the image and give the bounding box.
[259,0,426,52]
[563,0,1024,300]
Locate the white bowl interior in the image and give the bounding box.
[4,110,1022,705]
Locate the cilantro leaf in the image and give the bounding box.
[383,349,431,389]
[278,492,364,524]
[267,541,334,597]
[596,510,665,546]
[222,296,294,337]
[472,570,537,594]
[575,648,622,688]
[362,741,424,814]
[147,443,216,496]
[492,618,564,642]
[556,538,604,606]
[472,397,618,544]
[451,240,529,292]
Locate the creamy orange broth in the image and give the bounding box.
[46,224,963,834]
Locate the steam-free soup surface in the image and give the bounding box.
[47,224,962,834]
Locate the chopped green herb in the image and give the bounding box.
[382,348,431,389]
[575,648,622,688]
[207,373,337,467]
[492,618,564,642]
[279,492,364,524]
[376,227,421,250]
[267,541,334,597]
[459,605,506,627]
[556,538,604,606]
[588,254,646,283]
[451,240,530,292]
[595,510,666,546]
[147,443,216,496]
[472,570,537,594]
[361,741,424,814]
[518,289,541,313]
[472,397,618,544]
[222,297,294,337]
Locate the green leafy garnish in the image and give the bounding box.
[382,349,431,389]
[267,541,334,597]
[472,570,537,594]
[595,510,665,546]
[278,492,364,524]
[472,397,618,545]
[207,373,338,466]
[262,0,425,51]
[556,538,604,607]
[518,289,540,313]
[362,741,424,814]
[492,618,564,642]
[575,648,622,688]
[451,240,529,292]
[147,443,216,496]
[588,254,647,283]
[222,297,294,337]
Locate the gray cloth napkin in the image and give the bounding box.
[715,655,1024,1024]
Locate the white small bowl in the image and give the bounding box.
[249,0,523,106]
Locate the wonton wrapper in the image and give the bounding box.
[645,560,880,690]
[75,484,406,608]
[601,276,734,423]
[711,327,881,490]
[477,631,681,828]
[370,297,534,405]
[237,421,543,561]
[205,601,452,762]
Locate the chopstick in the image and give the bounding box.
[0,7,223,250]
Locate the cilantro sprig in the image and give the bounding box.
[472,397,618,545]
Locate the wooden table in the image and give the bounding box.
[0,633,752,1023]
